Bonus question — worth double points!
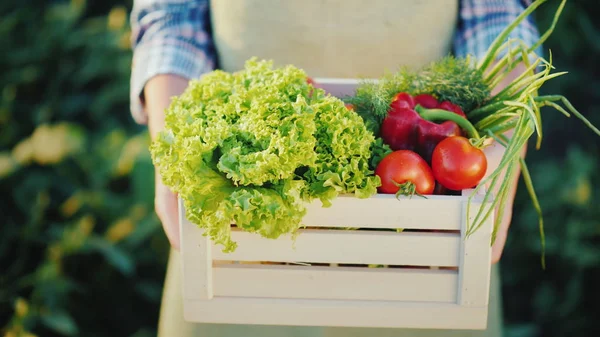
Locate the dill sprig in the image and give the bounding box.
[408,56,490,112]
[346,56,489,135]
[345,79,395,136]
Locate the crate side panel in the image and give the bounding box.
[179,198,213,300]
[312,77,362,97]
[213,230,460,267]
[458,201,494,307]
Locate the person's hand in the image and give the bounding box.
[486,63,528,264]
[143,74,190,250]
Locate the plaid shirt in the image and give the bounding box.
[129,0,541,124]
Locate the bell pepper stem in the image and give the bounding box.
[415,105,481,140]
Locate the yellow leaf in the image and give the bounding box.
[0,152,17,178]
[14,298,28,317]
[563,176,592,206]
[119,30,132,50]
[28,123,84,165]
[48,244,63,263]
[60,192,83,217]
[108,6,127,31]
[106,130,127,149]
[105,218,135,243]
[573,177,591,206]
[77,215,95,236]
[115,134,149,176]
[131,204,148,221]
[63,215,96,253]
[31,124,61,164]
[11,138,33,165]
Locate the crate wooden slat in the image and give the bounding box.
[213,264,458,302]
[213,229,460,266]
[183,297,489,330]
[301,194,463,230]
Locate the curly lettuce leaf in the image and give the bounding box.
[301,92,381,206]
[150,58,379,252]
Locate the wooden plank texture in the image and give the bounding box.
[457,200,494,307]
[179,198,213,300]
[213,229,461,267]
[214,264,458,302]
[313,77,362,97]
[302,194,464,230]
[183,297,488,329]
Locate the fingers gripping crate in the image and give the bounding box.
[178,79,495,330]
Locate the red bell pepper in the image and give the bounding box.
[380,92,476,164]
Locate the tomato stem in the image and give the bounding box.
[393,181,427,199]
[415,105,481,140]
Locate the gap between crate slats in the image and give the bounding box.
[213,264,458,303]
[213,229,460,267]
[301,194,463,230]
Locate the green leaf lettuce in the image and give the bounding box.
[150,59,380,252]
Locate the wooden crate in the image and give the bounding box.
[178,78,495,330]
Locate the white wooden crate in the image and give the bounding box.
[178,78,495,330]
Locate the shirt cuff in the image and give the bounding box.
[130,39,214,124]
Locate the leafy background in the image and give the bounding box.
[0,0,598,336]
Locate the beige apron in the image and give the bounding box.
[210,0,458,78]
[158,1,503,336]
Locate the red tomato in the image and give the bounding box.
[431,136,488,190]
[375,150,435,196]
[345,103,354,110]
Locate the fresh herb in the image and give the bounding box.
[346,56,490,135]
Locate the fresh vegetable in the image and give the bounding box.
[431,136,488,190]
[375,150,435,197]
[380,92,478,163]
[346,56,490,135]
[348,0,600,266]
[150,58,380,252]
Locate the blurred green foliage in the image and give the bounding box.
[0,0,598,337]
[501,1,600,336]
[1,1,170,336]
